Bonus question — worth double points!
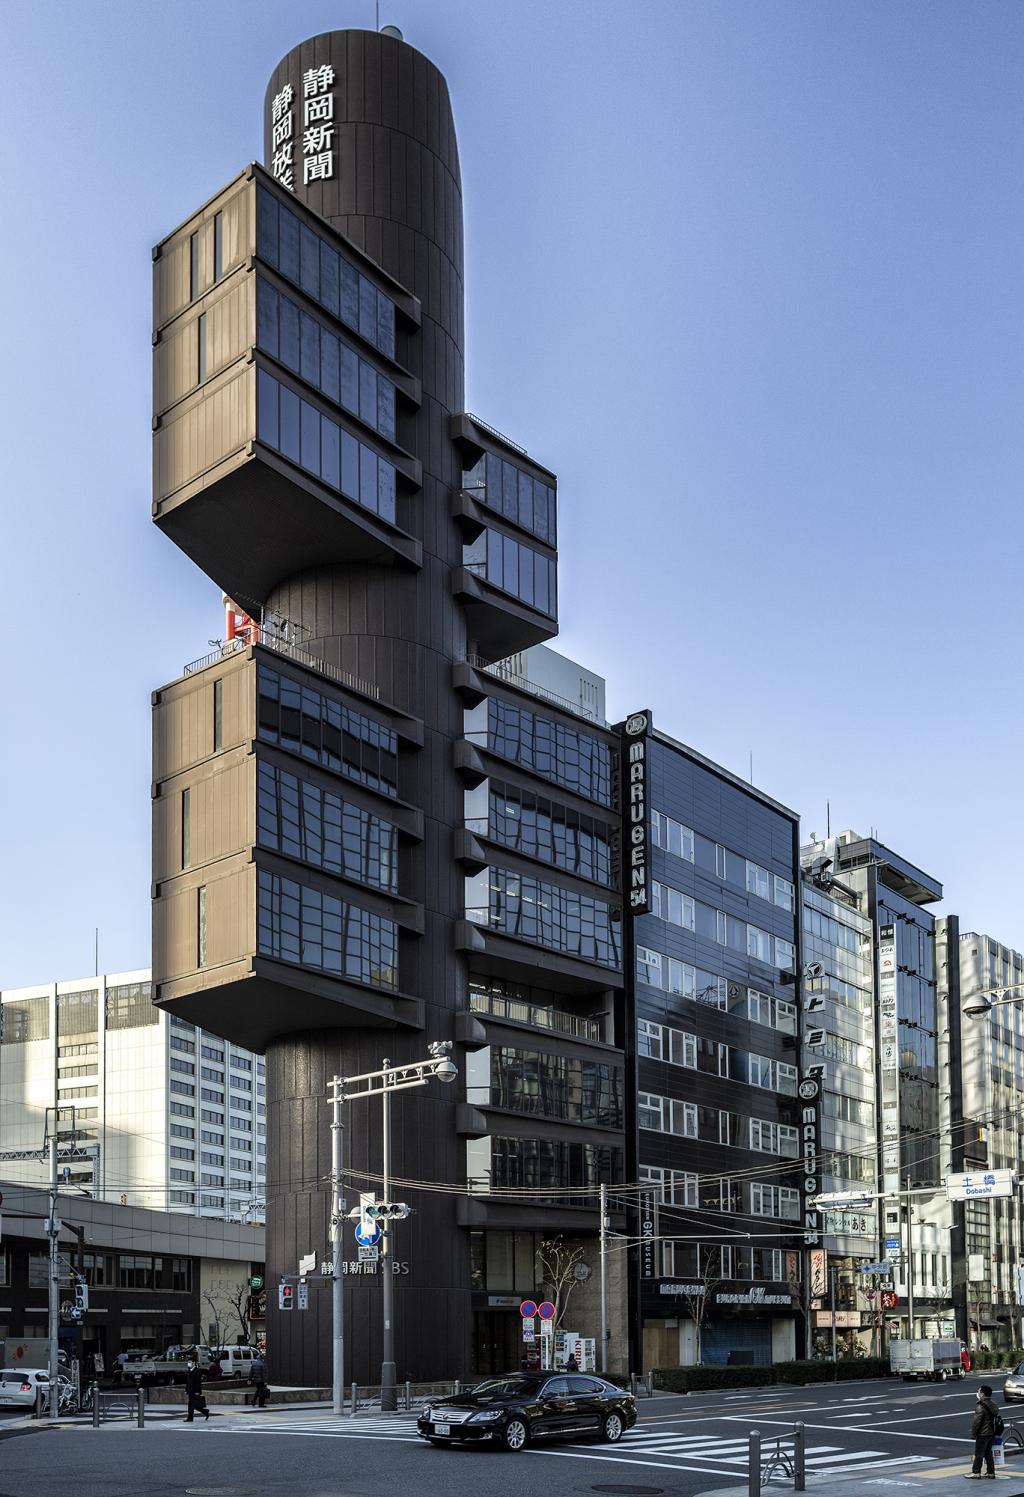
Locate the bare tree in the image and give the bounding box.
[538,1236,586,1332]
[677,1250,721,1366]
[202,1285,251,1348]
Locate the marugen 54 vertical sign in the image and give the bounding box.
[622,711,651,915]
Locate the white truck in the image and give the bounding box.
[890,1338,967,1382]
[121,1345,211,1387]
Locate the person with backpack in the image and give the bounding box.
[968,1384,1003,1477]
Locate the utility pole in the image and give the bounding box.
[47,1133,60,1417]
[380,1062,396,1412]
[599,1183,609,1374]
[830,1267,837,1371]
[330,1090,345,1415]
[905,1176,915,1340]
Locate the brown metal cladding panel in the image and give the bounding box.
[155,276,252,414]
[155,364,253,503]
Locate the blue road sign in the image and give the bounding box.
[354,1219,382,1248]
[860,1262,892,1275]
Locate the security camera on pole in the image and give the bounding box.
[327,1041,458,1415]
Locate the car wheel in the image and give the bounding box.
[502,1417,529,1452]
[601,1411,625,1444]
[937,1369,948,1383]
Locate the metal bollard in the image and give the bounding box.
[748,1428,761,1497]
[92,1383,100,1428]
[35,1386,46,1419]
[794,1421,805,1493]
[404,1380,411,1412]
[350,1382,358,1417]
[629,1372,637,1397]
[137,1387,145,1428]
[647,1369,655,1397]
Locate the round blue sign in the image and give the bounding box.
[354,1219,382,1247]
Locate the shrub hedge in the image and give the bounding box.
[652,1356,892,1392]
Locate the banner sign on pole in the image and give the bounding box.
[946,1170,1017,1202]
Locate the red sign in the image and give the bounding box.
[537,1301,555,1320]
[881,1291,899,1309]
[519,1300,538,1319]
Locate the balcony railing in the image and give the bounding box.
[464,413,529,457]
[182,633,380,701]
[465,655,604,725]
[469,991,605,1043]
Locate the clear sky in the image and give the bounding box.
[1,0,1022,988]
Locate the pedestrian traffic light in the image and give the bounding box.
[74,1278,88,1313]
[279,1282,294,1311]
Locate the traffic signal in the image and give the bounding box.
[365,1202,410,1222]
[279,1282,294,1311]
[74,1278,89,1313]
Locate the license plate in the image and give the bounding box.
[435,1422,450,1435]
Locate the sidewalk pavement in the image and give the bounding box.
[699,1456,1024,1496]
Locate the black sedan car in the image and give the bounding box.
[417,1372,637,1452]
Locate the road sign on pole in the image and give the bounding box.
[859,1262,892,1275]
[520,1299,538,1319]
[297,1282,309,1310]
[537,1301,555,1320]
[355,1219,382,1247]
[946,1170,1017,1202]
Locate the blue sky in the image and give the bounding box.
[1,0,1022,987]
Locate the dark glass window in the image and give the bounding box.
[181,787,191,869]
[257,761,398,892]
[256,371,396,523]
[256,666,398,796]
[488,1137,621,1193]
[462,452,555,545]
[197,887,207,967]
[481,779,612,885]
[213,679,223,752]
[255,187,399,362]
[464,528,556,618]
[488,1047,623,1126]
[478,698,613,806]
[257,870,398,990]
[470,867,620,968]
[189,231,199,302]
[213,212,223,281]
[197,313,207,384]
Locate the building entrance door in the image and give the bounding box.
[472,1311,522,1375]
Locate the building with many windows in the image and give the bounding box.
[0,970,265,1221]
[799,861,878,1354]
[801,833,950,1343]
[149,26,631,1386]
[629,726,805,1369]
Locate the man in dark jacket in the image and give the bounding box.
[184,1359,210,1422]
[249,1354,269,1408]
[968,1384,1000,1477]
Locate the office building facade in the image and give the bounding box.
[802,833,951,1341]
[0,970,265,1221]
[799,863,878,1354]
[629,725,805,1369]
[150,28,627,1384]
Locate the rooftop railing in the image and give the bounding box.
[469,990,605,1043]
[182,633,380,701]
[465,654,604,725]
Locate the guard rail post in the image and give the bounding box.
[137,1387,145,1427]
[748,1429,761,1497]
[91,1383,100,1427]
[404,1380,411,1411]
[350,1382,358,1416]
[647,1369,655,1397]
[35,1385,46,1419]
[794,1421,805,1492]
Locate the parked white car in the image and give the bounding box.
[0,1368,49,1407]
[214,1345,256,1380]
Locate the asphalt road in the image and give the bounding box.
[0,1375,1019,1497]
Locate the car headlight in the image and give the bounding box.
[422,1406,432,1419]
[468,1409,502,1422]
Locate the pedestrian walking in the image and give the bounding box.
[208,1354,223,1381]
[184,1358,210,1422]
[564,1353,579,1372]
[249,1353,269,1408]
[967,1383,1003,1478]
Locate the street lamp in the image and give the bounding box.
[963,981,1024,1018]
[328,1042,459,1416]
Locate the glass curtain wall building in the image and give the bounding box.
[628,725,805,1369]
[799,869,879,1355]
[802,832,949,1342]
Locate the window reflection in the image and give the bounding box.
[462,452,556,545]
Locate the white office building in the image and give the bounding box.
[0,969,265,1221]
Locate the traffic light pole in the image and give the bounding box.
[330,1091,345,1416]
[380,1062,397,1412]
[599,1183,609,1374]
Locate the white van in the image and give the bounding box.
[214,1345,256,1380]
